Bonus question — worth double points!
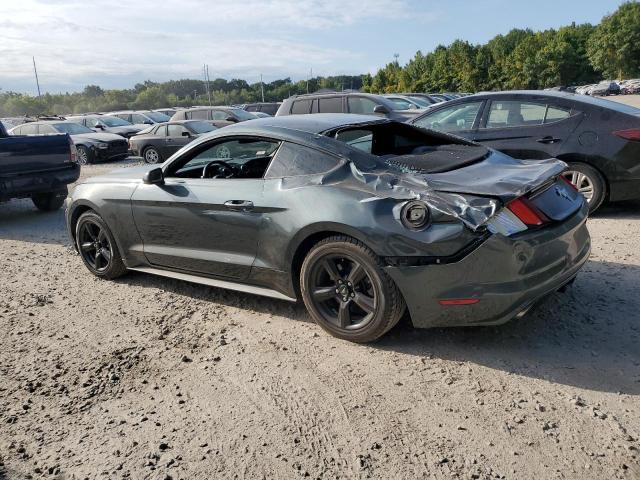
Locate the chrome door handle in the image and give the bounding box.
[537,136,561,144]
[224,200,254,211]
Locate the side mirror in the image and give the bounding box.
[144,120,153,125]
[143,167,164,185]
[181,131,191,137]
[225,116,238,123]
[95,124,105,130]
[373,104,390,114]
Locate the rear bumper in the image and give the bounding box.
[385,203,591,328]
[0,163,80,201]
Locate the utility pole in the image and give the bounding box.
[203,64,212,106]
[307,68,312,93]
[260,74,264,102]
[32,56,41,97]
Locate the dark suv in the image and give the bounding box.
[276,92,422,122]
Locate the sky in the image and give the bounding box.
[0,0,628,94]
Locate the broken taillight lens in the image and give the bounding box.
[506,198,548,226]
[613,128,640,141]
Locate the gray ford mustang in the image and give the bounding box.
[66,114,590,342]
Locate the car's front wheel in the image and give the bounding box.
[562,162,606,213]
[75,211,128,280]
[76,145,91,165]
[300,235,405,343]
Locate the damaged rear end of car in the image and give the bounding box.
[324,118,591,329]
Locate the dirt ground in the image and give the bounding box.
[2,147,640,480]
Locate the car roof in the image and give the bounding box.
[222,113,387,135]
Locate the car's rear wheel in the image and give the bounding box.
[75,211,127,280]
[300,236,405,343]
[143,146,162,164]
[562,162,606,213]
[76,145,91,165]
[31,187,67,211]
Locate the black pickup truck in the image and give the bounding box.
[0,121,80,211]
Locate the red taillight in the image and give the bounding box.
[559,174,578,192]
[506,198,548,226]
[439,299,480,306]
[613,128,640,141]
[69,137,77,163]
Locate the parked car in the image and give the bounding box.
[590,81,621,96]
[9,121,130,165]
[383,94,428,109]
[250,112,271,118]
[276,92,422,122]
[129,120,217,164]
[411,90,640,211]
[66,113,589,343]
[0,120,79,211]
[170,107,257,128]
[400,93,444,105]
[619,80,640,95]
[66,114,142,138]
[241,102,281,116]
[154,108,179,118]
[109,110,171,130]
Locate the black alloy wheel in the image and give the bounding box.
[300,236,405,342]
[309,254,377,330]
[75,211,128,279]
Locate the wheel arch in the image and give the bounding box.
[555,153,610,201]
[287,223,377,298]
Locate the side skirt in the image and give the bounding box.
[129,266,297,303]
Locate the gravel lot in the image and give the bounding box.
[1,147,640,480]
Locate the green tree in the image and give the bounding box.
[588,1,640,78]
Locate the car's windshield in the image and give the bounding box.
[99,116,131,127]
[52,122,94,134]
[188,121,216,134]
[387,98,413,110]
[145,111,171,122]
[229,109,257,121]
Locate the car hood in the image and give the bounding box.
[107,126,141,135]
[72,132,126,142]
[82,165,156,184]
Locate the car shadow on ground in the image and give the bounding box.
[593,199,640,220]
[375,259,640,395]
[0,199,68,246]
[119,259,639,395]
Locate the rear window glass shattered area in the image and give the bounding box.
[331,121,487,174]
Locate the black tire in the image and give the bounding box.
[562,162,606,213]
[31,187,67,212]
[300,235,405,343]
[76,145,91,165]
[75,211,128,280]
[143,146,162,164]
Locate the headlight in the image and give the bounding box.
[97,143,108,149]
[400,200,431,230]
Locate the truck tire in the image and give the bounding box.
[32,188,67,212]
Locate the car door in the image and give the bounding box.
[164,124,192,156]
[412,100,484,139]
[130,136,280,280]
[471,98,585,159]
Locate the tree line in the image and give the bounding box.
[0,1,637,117]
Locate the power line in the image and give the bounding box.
[32,57,41,97]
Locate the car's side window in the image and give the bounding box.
[167,125,188,137]
[155,125,167,136]
[486,101,547,128]
[166,137,281,179]
[211,110,228,120]
[414,102,483,132]
[21,124,39,135]
[318,97,343,113]
[291,99,312,114]
[265,142,340,178]
[544,106,571,123]
[335,129,373,153]
[348,97,378,114]
[85,118,98,127]
[39,124,56,134]
[131,114,146,124]
[190,110,210,120]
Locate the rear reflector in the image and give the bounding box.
[613,128,640,141]
[439,299,480,306]
[506,198,548,226]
